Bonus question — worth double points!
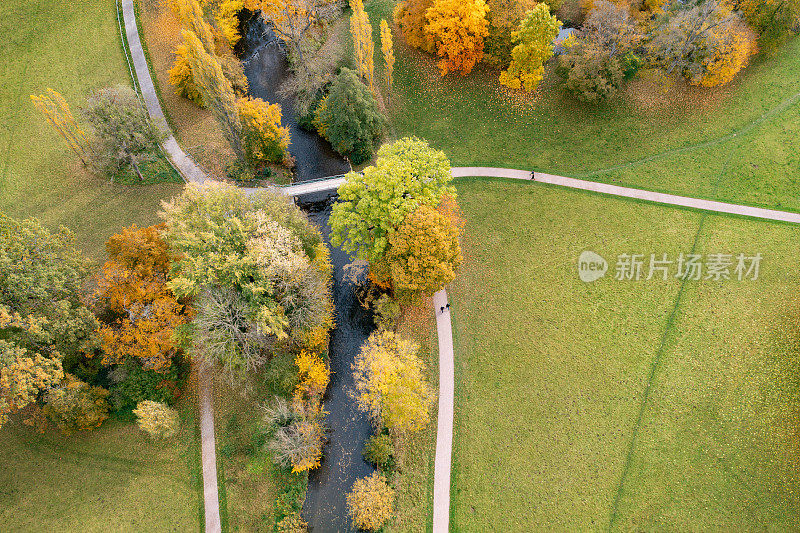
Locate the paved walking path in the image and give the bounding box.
[451,167,800,224]
[121,0,208,185]
[432,290,454,533]
[198,366,222,533]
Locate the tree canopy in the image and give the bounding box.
[160,183,333,376]
[499,3,561,92]
[329,137,454,269]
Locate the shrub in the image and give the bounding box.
[362,433,393,468]
[276,511,308,533]
[107,359,185,413]
[373,294,401,331]
[264,352,301,397]
[346,472,395,531]
[43,374,110,432]
[133,400,181,438]
[313,68,386,164]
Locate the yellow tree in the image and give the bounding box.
[499,3,561,91]
[30,89,91,166]
[424,0,490,76]
[696,24,757,87]
[352,330,435,433]
[184,29,246,161]
[350,0,375,92]
[175,0,216,52]
[237,96,291,164]
[215,0,246,48]
[380,19,395,102]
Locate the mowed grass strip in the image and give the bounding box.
[611,215,800,530]
[0,411,202,532]
[0,0,182,259]
[448,179,700,530]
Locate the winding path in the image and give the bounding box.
[118,3,800,532]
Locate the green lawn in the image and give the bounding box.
[449,178,800,530]
[0,0,182,260]
[0,413,202,532]
[367,0,800,211]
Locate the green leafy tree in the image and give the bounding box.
[83,86,164,181]
[735,0,800,53]
[330,137,454,274]
[499,3,562,92]
[0,213,99,375]
[313,68,386,164]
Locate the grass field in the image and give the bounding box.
[361,0,800,211]
[0,390,202,532]
[448,178,800,530]
[0,0,183,260]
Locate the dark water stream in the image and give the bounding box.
[237,14,350,183]
[304,207,376,532]
[237,16,374,531]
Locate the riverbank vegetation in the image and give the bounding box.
[449,177,800,529]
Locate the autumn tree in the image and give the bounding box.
[0,213,99,385]
[313,68,386,164]
[351,0,375,92]
[95,224,190,374]
[380,19,395,102]
[42,374,110,433]
[1,340,64,429]
[170,0,249,106]
[395,0,436,53]
[485,0,561,66]
[347,472,396,531]
[424,0,491,75]
[647,0,757,86]
[330,137,455,279]
[237,96,291,164]
[557,1,642,102]
[735,0,800,53]
[384,202,463,301]
[82,86,164,181]
[351,330,435,433]
[161,182,333,378]
[499,3,561,92]
[184,29,246,161]
[215,0,246,48]
[30,88,91,166]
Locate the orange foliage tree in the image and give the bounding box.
[395,0,436,53]
[385,199,463,301]
[95,224,191,373]
[424,0,490,75]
